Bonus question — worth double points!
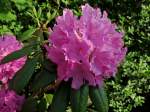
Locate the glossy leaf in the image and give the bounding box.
[0,45,34,64]
[51,82,70,112]
[89,86,108,112]
[70,85,89,112]
[9,57,38,92]
[31,69,56,92]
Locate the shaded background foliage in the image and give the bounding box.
[0,0,149,112]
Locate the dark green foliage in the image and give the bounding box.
[105,0,150,112]
[89,86,108,112]
[51,82,70,112]
[9,57,38,93]
[31,68,56,92]
[0,0,12,12]
[70,85,89,112]
[38,97,47,112]
[22,97,38,112]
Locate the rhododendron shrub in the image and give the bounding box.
[0,3,126,112]
[45,4,127,112]
[46,4,127,89]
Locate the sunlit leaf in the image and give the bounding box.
[20,28,37,41]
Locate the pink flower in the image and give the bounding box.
[0,35,26,85]
[0,89,25,112]
[46,4,127,89]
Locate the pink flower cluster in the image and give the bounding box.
[0,89,25,112]
[0,35,26,112]
[0,35,26,85]
[46,4,127,89]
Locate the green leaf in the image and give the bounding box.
[20,28,37,41]
[37,7,42,18]
[47,10,57,22]
[21,97,37,112]
[38,97,47,112]
[9,57,38,92]
[43,59,57,74]
[89,86,108,112]
[70,85,89,112]
[44,93,53,105]
[61,0,70,5]
[51,82,70,112]
[31,69,56,92]
[33,7,38,18]
[0,45,34,64]
[47,11,51,20]
[56,0,60,5]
